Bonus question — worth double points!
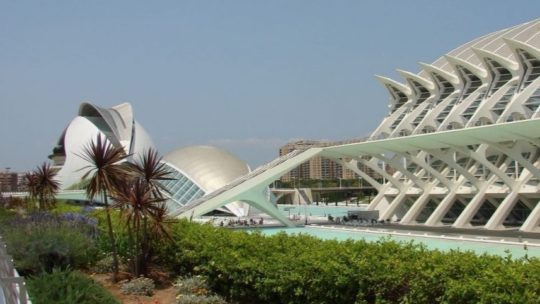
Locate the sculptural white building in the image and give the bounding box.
[160,146,252,217]
[50,102,154,189]
[179,18,540,232]
[49,102,294,225]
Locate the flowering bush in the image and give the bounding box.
[121,276,155,296]
[0,212,99,274]
[27,269,119,304]
[175,276,227,304]
[175,276,210,296]
[91,254,116,274]
[176,294,227,304]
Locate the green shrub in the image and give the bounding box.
[156,220,540,304]
[0,206,16,221]
[50,201,84,215]
[175,276,227,304]
[26,269,119,304]
[175,275,212,296]
[91,254,116,274]
[176,294,227,304]
[0,212,99,275]
[91,208,132,258]
[121,276,155,296]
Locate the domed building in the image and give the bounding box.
[160,146,252,217]
[48,102,292,224]
[49,102,154,189]
[182,18,540,232]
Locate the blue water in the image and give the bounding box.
[277,204,366,217]
[255,226,540,258]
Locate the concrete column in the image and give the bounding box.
[424,190,459,226]
[484,190,519,230]
[242,190,296,227]
[520,200,540,232]
[399,190,432,224]
[379,191,408,221]
[368,194,393,212]
[337,159,382,191]
[452,187,490,228]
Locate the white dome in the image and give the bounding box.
[163,145,250,193]
[162,145,251,217]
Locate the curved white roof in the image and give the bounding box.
[427,18,540,75]
[163,145,250,193]
[78,102,134,151]
[53,102,154,189]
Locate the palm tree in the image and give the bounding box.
[24,171,38,209]
[111,179,167,276]
[113,148,173,276]
[129,148,174,199]
[33,163,60,210]
[78,134,131,281]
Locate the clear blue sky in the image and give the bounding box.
[1,1,539,171]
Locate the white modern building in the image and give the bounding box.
[49,102,294,226]
[50,102,154,189]
[178,19,540,232]
[160,146,252,217]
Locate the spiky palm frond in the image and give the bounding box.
[78,134,132,200]
[148,202,172,241]
[129,148,174,199]
[111,178,169,276]
[77,134,130,281]
[112,179,166,231]
[33,162,60,209]
[24,171,38,201]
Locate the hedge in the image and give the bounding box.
[157,220,540,304]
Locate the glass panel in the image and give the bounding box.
[490,84,517,117]
[456,66,482,101]
[159,163,205,208]
[523,88,540,112]
[435,96,459,124]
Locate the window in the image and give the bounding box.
[410,80,431,109]
[517,49,540,91]
[485,58,512,96]
[433,74,455,103]
[412,108,430,127]
[388,85,409,113]
[455,65,482,101]
[491,84,517,117]
[390,112,407,130]
[159,163,205,209]
[435,96,459,124]
[523,87,540,113]
[461,91,486,121]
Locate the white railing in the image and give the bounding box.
[0,237,30,304]
[1,190,86,198]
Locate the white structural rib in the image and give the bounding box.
[170,148,323,227]
[179,19,540,233]
[179,119,540,231]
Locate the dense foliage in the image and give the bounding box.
[0,212,99,275]
[158,220,540,304]
[120,276,155,296]
[175,276,227,304]
[26,269,119,304]
[2,201,539,304]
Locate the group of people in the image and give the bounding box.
[217,217,264,227]
[328,215,392,225]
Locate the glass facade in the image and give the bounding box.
[160,162,206,211]
[518,49,540,90]
[456,65,482,101]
